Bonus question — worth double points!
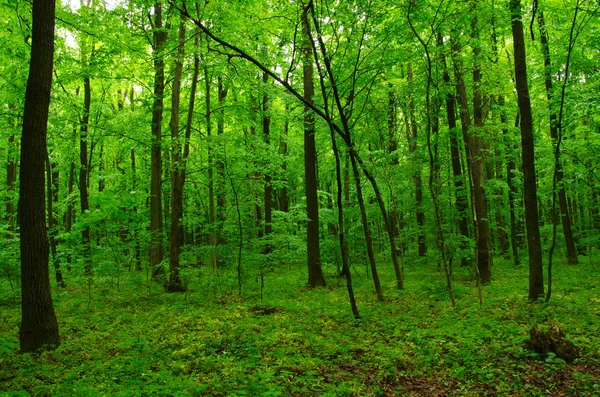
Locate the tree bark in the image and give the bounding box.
[46,151,63,287]
[263,72,273,252]
[80,75,92,275]
[470,8,492,283]
[439,32,470,267]
[216,77,227,234]
[150,2,167,280]
[6,133,17,236]
[167,20,186,292]
[538,10,578,265]
[279,103,289,212]
[406,64,426,257]
[510,0,544,300]
[302,5,326,287]
[19,0,60,353]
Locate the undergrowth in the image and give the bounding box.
[1,254,599,396]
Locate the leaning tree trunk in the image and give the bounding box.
[19,0,60,353]
[538,10,578,265]
[510,0,544,300]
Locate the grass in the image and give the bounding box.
[1,253,599,396]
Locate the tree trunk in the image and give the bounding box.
[46,152,63,287]
[302,5,326,287]
[279,103,289,212]
[263,72,273,252]
[19,0,60,353]
[406,64,426,257]
[538,10,578,265]
[470,9,492,283]
[216,77,227,235]
[510,0,544,300]
[439,32,470,267]
[167,20,186,292]
[150,2,166,280]
[80,74,92,275]
[6,133,17,237]
[504,108,521,265]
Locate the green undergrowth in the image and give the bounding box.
[1,254,599,396]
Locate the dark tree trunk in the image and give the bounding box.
[150,2,167,280]
[263,72,273,252]
[216,77,228,232]
[452,33,492,282]
[538,11,578,265]
[80,75,92,275]
[470,10,492,283]
[206,68,218,265]
[19,0,60,353]
[131,148,142,271]
[302,5,326,287]
[6,133,17,236]
[98,144,104,193]
[167,20,186,292]
[439,33,470,267]
[510,0,544,300]
[46,152,63,287]
[65,136,75,268]
[279,103,289,212]
[406,64,426,257]
[504,109,521,265]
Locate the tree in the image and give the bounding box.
[150,2,167,280]
[19,0,60,353]
[538,10,578,265]
[302,3,326,287]
[167,19,186,292]
[510,0,544,300]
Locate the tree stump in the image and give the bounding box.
[525,323,579,363]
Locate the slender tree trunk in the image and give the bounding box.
[205,68,218,267]
[538,10,578,265]
[439,32,470,267]
[453,34,492,282]
[349,152,383,300]
[65,135,75,269]
[262,72,273,252]
[216,77,227,235]
[6,133,17,237]
[406,64,426,257]
[46,151,63,287]
[167,20,186,292]
[150,2,167,280]
[302,5,326,287]
[19,0,60,353]
[131,149,142,271]
[510,0,544,300]
[504,108,521,265]
[80,75,92,275]
[279,103,289,212]
[331,130,359,318]
[470,8,492,283]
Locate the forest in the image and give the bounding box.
[1,0,600,395]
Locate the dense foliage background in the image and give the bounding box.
[1,0,599,395]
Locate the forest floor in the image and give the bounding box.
[1,253,599,396]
